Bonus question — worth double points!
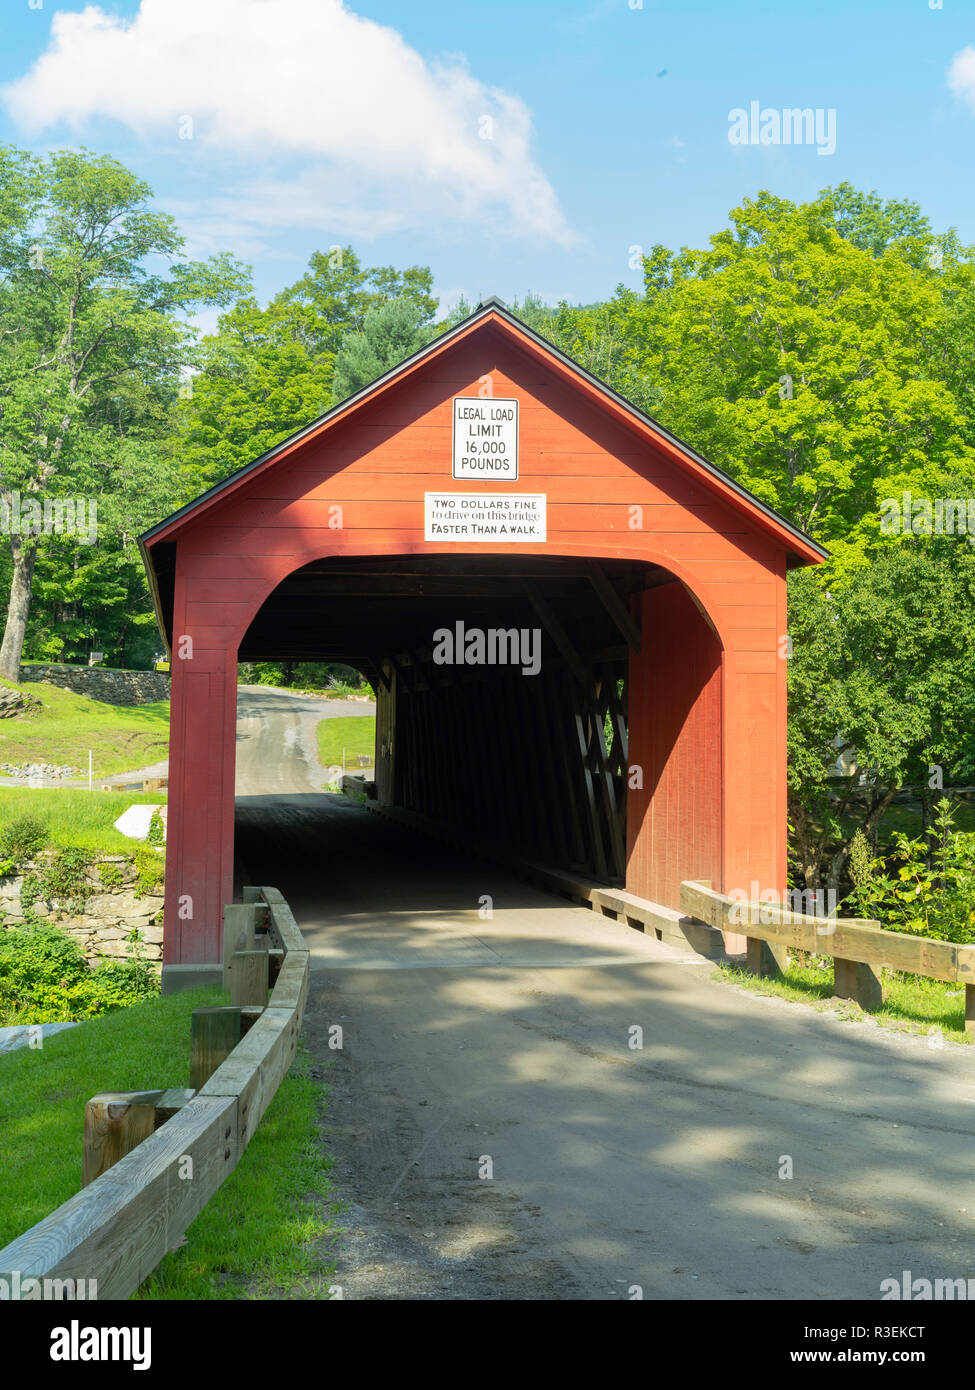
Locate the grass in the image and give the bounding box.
[0,787,167,855]
[0,986,336,1299]
[0,678,169,778]
[718,955,971,1040]
[316,714,375,769]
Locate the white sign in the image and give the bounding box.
[452,397,518,479]
[425,492,546,543]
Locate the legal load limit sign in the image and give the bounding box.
[452,397,518,479]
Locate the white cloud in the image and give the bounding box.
[947,45,975,111]
[2,0,574,246]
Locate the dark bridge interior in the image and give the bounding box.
[238,556,671,885]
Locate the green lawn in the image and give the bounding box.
[316,714,375,769]
[0,987,336,1299]
[0,678,169,778]
[0,786,168,855]
[718,957,971,1040]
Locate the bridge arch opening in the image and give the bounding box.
[233,550,723,894]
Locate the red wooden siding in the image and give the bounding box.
[626,584,723,909]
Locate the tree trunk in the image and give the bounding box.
[0,532,39,682]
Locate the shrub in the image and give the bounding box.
[0,922,159,1024]
[39,847,92,911]
[0,814,46,863]
[98,862,125,889]
[845,798,975,944]
[133,847,164,897]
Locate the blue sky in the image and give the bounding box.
[1,0,973,328]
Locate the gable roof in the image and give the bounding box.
[139,299,828,601]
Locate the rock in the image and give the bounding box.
[0,1021,78,1053]
[85,893,158,920]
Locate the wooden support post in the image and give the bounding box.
[834,957,884,1011]
[190,1005,262,1090]
[745,936,788,979]
[83,1091,163,1187]
[222,903,259,990]
[230,949,270,1008]
[966,984,975,1037]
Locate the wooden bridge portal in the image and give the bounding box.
[140,300,826,990]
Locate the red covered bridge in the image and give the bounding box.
[140,299,826,991]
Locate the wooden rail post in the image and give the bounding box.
[222,903,260,990]
[746,937,788,979]
[965,984,975,1036]
[834,957,884,1011]
[83,1092,162,1187]
[190,1005,262,1090]
[230,949,270,1008]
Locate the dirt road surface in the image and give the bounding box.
[234,688,975,1302]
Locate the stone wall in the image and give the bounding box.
[19,663,170,706]
[0,854,164,969]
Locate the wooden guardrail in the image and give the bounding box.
[0,886,309,1299]
[679,880,975,1030]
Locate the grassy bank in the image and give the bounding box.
[718,957,971,1040]
[0,786,167,855]
[316,714,375,768]
[0,678,169,778]
[0,987,336,1298]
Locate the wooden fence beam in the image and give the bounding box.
[230,949,270,1008]
[189,1005,262,1090]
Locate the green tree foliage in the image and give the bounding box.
[0,146,247,674]
[174,250,437,495]
[787,543,975,890]
[617,190,973,569]
[331,296,432,403]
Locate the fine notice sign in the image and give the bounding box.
[425,492,546,542]
[452,397,518,479]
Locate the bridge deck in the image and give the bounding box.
[234,787,975,1301]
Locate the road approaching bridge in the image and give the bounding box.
[234,692,975,1302]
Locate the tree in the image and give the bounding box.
[787,540,975,891]
[0,146,245,680]
[618,191,972,567]
[331,297,432,403]
[175,249,437,497]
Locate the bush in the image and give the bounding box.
[0,922,159,1024]
[38,847,92,910]
[847,798,975,943]
[133,846,164,897]
[0,814,46,863]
